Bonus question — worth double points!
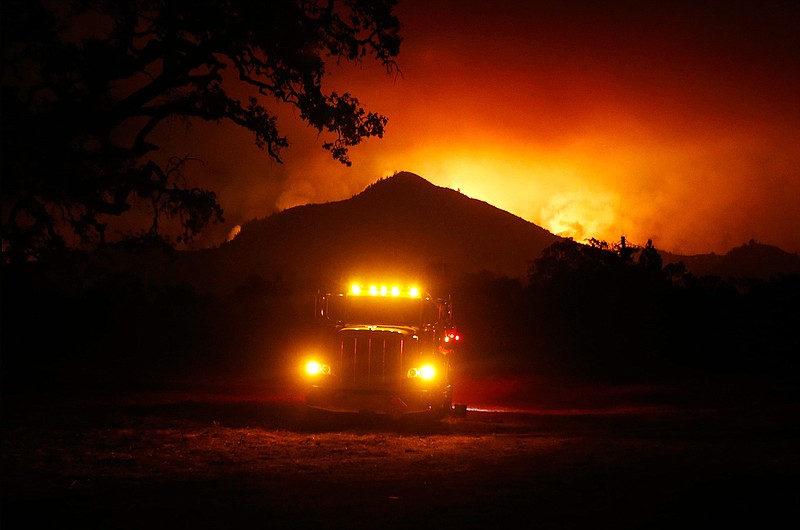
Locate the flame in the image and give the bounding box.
[226,225,242,242]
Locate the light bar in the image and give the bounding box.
[348,283,422,298]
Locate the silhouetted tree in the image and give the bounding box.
[664,261,692,287]
[528,238,618,284]
[524,238,678,380]
[1,0,401,261]
[524,236,800,380]
[638,239,663,277]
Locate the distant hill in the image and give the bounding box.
[173,172,563,295]
[662,240,800,280]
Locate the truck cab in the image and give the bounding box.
[303,282,459,419]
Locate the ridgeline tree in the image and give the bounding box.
[1,0,401,262]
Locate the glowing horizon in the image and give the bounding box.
[180,0,800,257]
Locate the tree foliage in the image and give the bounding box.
[1,0,401,261]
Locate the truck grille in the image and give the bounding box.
[337,330,404,389]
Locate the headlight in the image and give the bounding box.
[306,361,331,376]
[407,364,435,380]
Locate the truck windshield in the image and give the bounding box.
[344,296,424,326]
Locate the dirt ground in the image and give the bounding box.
[2,375,799,530]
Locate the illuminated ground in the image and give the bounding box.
[2,375,798,530]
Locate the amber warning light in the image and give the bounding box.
[349,283,422,298]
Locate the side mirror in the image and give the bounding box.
[315,291,330,319]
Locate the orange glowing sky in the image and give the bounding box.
[168,0,800,255]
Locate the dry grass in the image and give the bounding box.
[3,377,799,529]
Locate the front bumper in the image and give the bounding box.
[306,386,449,418]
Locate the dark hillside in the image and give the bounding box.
[173,172,562,295]
[664,240,800,280]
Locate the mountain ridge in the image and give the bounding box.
[175,172,561,294]
[169,172,799,295]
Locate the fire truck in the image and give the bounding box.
[303,281,460,419]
